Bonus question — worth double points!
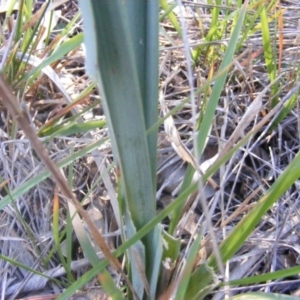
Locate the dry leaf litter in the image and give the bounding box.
[1,0,300,299]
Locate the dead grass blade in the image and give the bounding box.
[0,74,137,297]
[22,0,69,31]
[218,76,281,158]
[278,3,284,73]
[159,93,219,190]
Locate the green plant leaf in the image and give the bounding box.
[159,0,181,36]
[40,120,106,138]
[20,33,83,83]
[232,292,300,300]
[225,265,300,287]
[196,1,248,158]
[209,149,300,269]
[174,234,202,300]
[0,139,107,211]
[185,263,218,300]
[79,1,160,296]
[99,270,125,300]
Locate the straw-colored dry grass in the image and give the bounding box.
[1,0,300,298]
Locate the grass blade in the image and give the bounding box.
[0,139,107,211]
[209,150,300,269]
[196,0,248,157]
[260,5,278,107]
[79,1,160,295]
[159,0,181,37]
[232,293,299,300]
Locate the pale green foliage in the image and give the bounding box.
[2,0,300,299]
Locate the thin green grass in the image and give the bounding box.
[1,0,300,299]
[160,0,182,37]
